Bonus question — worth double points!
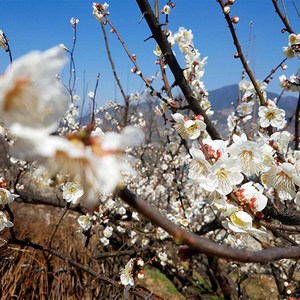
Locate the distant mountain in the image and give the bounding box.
[209,83,298,112]
[208,84,298,133]
[81,84,298,137]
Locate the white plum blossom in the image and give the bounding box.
[0,46,68,132]
[172,113,206,139]
[62,182,84,205]
[258,101,286,129]
[222,210,268,237]
[189,145,211,180]
[228,134,270,176]
[0,211,13,232]
[120,259,134,286]
[236,101,254,117]
[236,181,268,212]
[270,131,293,152]
[78,214,93,231]
[103,226,113,238]
[263,163,300,199]
[173,27,212,115]
[0,188,19,205]
[201,156,243,195]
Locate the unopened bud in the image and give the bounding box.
[231,16,239,23]
[224,6,231,14]
[161,5,170,14]
[234,52,240,58]
[226,0,235,4]
[131,54,136,61]
[281,64,288,70]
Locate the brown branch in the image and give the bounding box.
[136,0,222,140]
[117,186,300,263]
[272,0,294,34]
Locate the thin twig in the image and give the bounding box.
[100,21,129,127]
[272,0,294,33]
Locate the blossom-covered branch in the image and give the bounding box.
[136,0,221,140]
[117,186,300,263]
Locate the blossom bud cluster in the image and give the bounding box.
[280,33,300,92]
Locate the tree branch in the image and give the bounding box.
[117,186,300,263]
[136,0,222,140]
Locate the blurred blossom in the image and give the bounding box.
[88,91,95,99]
[10,125,144,206]
[72,94,81,101]
[0,30,7,50]
[0,46,68,132]
[0,211,13,232]
[0,188,19,205]
[70,17,79,25]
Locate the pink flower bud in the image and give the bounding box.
[224,6,231,14]
[231,16,239,23]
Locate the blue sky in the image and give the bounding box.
[0,0,299,107]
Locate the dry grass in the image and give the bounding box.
[0,202,142,300]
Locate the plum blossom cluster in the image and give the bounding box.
[173,27,213,116]
[279,72,300,92]
[280,33,300,92]
[92,2,109,21]
[0,46,144,208]
[172,113,206,139]
[283,33,300,59]
[187,130,300,236]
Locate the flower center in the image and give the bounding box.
[265,109,276,121]
[216,168,228,180]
